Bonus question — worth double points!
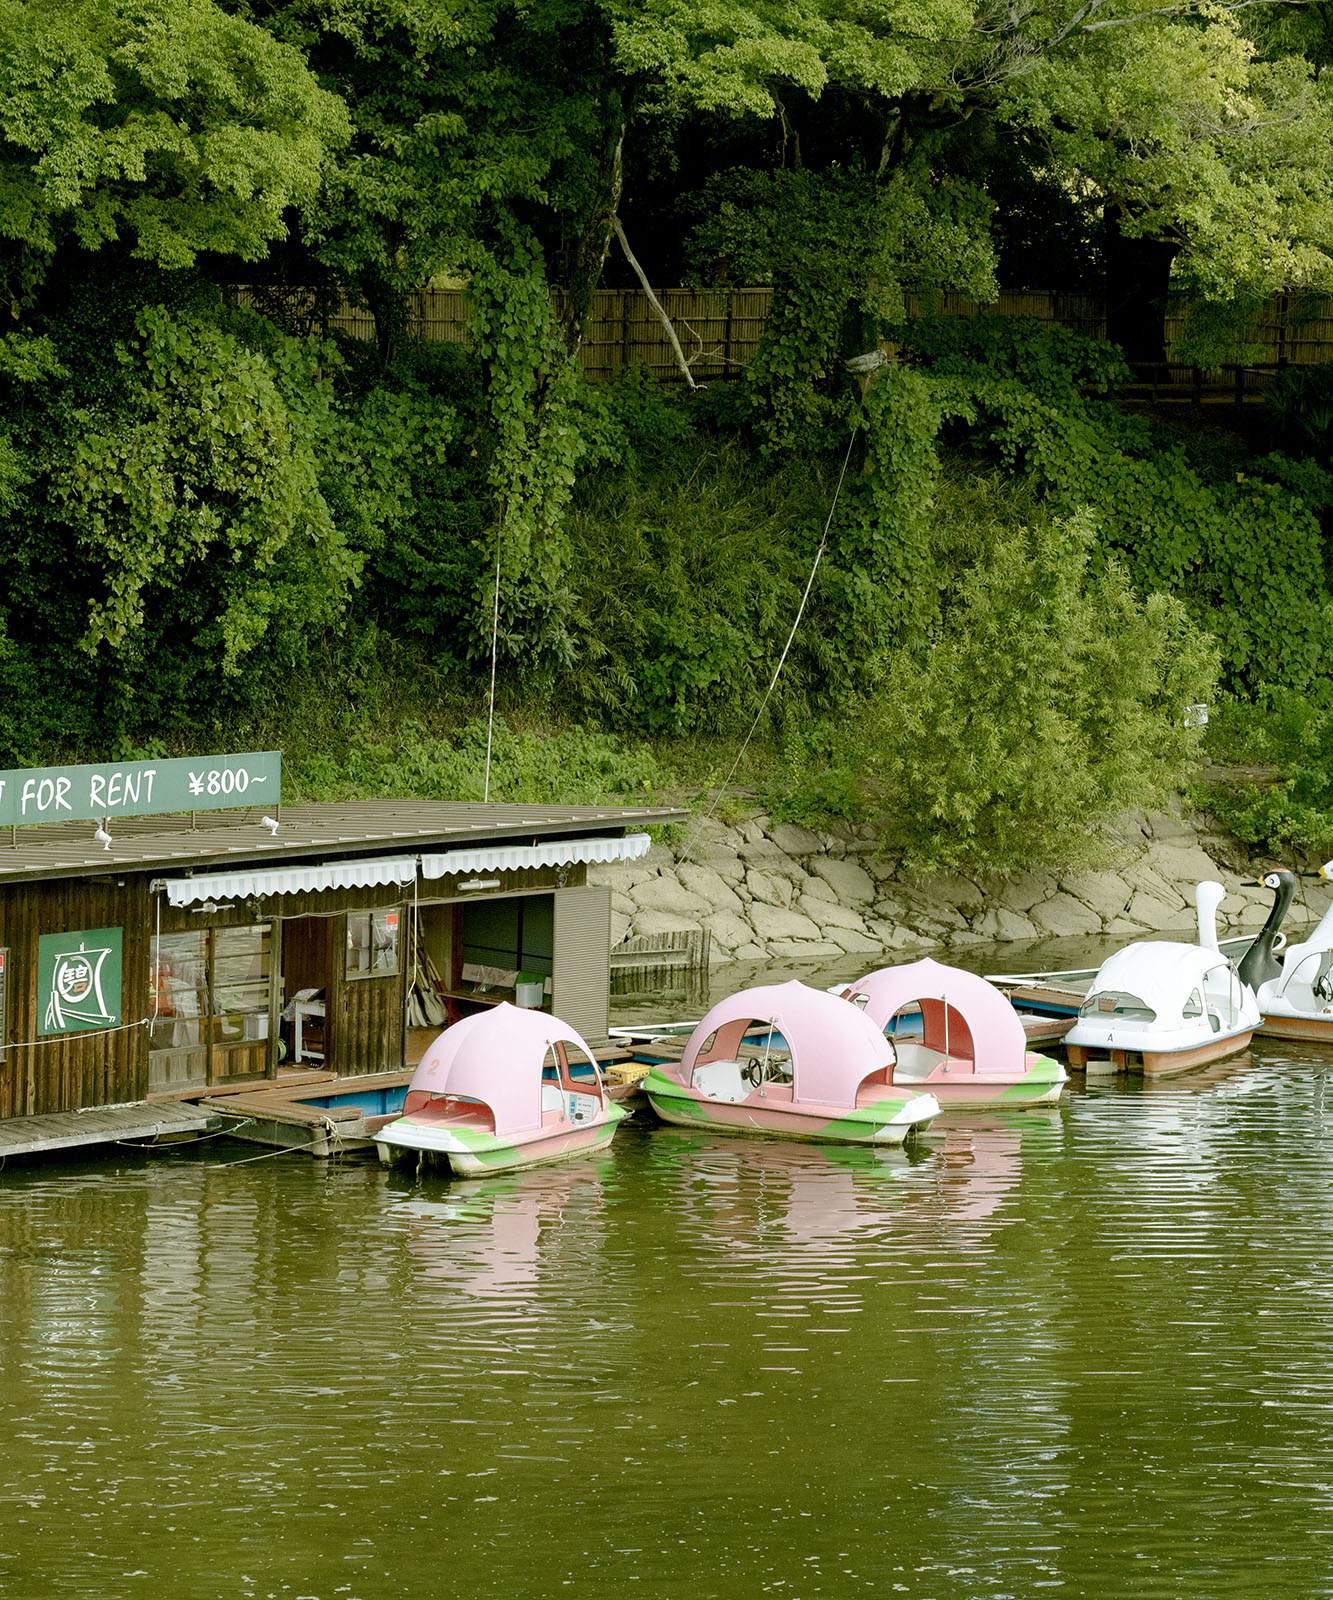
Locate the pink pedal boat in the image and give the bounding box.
[640,981,940,1146]
[839,959,1068,1109]
[374,1004,628,1177]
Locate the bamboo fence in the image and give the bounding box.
[241,285,1333,397]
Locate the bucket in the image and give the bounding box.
[515,976,545,1008]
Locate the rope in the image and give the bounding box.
[212,1115,344,1167]
[483,509,504,804]
[5,1017,149,1050]
[681,427,859,859]
[214,1136,322,1168]
[115,1118,255,1150]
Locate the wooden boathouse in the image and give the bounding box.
[0,750,686,1147]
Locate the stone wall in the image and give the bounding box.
[592,809,1333,965]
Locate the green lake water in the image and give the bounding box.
[5,940,1333,1599]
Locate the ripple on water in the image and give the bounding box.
[3,1040,1333,1595]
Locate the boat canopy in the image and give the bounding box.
[1085,941,1235,1022]
[846,958,1027,1071]
[680,980,895,1110]
[407,1004,602,1137]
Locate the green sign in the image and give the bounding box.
[38,928,123,1036]
[0,751,281,827]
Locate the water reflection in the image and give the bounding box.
[6,964,1333,1595]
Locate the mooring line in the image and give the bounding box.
[680,426,860,862]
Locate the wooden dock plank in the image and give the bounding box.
[0,1101,221,1157]
[148,1070,337,1104]
[201,1094,366,1125]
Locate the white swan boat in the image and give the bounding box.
[1062,881,1260,1075]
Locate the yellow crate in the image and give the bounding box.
[603,1061,651,1085]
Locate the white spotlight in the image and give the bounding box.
[93,824,112,850]
[261,815,280,835]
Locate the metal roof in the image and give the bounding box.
[0,799,689,886]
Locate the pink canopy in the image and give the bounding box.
[680,980,896,1110]
[407,1004,603,1137]
[844,958,1027,1073]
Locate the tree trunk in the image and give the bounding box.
[357,263,408,370]
[558,97,626,357]
[1104,206,1178,370]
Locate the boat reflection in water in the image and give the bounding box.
[391,1155,616,1299]
[639,1110,1062,1253]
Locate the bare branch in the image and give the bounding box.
[610,215,698,389]
[1080,0,1307,29]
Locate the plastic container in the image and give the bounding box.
[515,974,545,1008]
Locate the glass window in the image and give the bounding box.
[149,931,208,1050]
[461,896,553,986]
[1080,990,1156,1022]
[347,910,400,977]
[213,925,272,1043]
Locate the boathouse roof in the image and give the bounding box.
[0,799,688,885]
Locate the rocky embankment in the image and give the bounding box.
[592,808,1332,964]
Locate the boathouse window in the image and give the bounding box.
[347,910,400,977]
[214,925,273,1043]
[149,932,208,1051]
[149,924,273,1092]
[462,896,553,992]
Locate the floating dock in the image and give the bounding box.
[0,1100,223,1162]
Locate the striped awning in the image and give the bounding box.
[420,832,652,879]
[161,856,419,907]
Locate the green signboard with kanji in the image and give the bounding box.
[0,752,280,827]
[37,928,123,1036]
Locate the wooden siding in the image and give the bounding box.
[0,877,151,1118]
[552,886,612,1042]
[333,959,406,1076]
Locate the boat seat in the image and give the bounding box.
[891,1041,947,1081]
[540,1083,565,1115]
[691,1059,752,1103]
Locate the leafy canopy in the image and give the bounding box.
[0,0,348,298]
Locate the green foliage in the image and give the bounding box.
[857,508,1219,874]
[565,434,833,732]
[51,304,358,670]
[1005,15,1333,305]
[898,315,1333,699]
[288,715,666,806]
[761,722,866,827]
[466,241,601,673]
[1190,691,1333,855]
[0,0,347,298]
[1262,363,1333,458]
[688,167,996,459]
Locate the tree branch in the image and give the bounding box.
[610,215,697,389]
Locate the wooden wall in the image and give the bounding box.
[0,856,609,1114]
[0,876,151,1119]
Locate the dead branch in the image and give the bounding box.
[610,215,697,389]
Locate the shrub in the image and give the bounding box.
[855,508,1218,874]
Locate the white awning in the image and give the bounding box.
[162,856,419,907]
[421,832,652,880]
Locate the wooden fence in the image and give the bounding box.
[243,284,1333,396]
